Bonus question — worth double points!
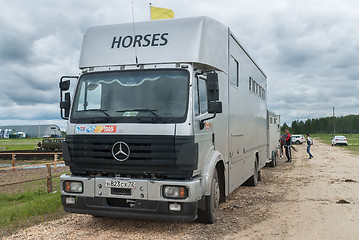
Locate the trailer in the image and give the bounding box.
[59,16,267,223]
[266,110,281,167]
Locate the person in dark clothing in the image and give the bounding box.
[283,129,292,162]
[36,141,42,150]
[306,133,313,159]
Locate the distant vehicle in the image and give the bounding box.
[41,138,65,150]
[292,135,305,144]
[331,136,348,146]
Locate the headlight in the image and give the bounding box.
[162,185,188,199]
[64,181,83,193]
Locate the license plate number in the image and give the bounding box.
[105,180,135,189]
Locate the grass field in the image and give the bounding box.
[0,138,43,151]
[0,176,68,237]
[312,133,359,154]
[0,138,68,237]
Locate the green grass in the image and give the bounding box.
[312,133,359,154]
[0,138,43,151]
[0,177,66,236]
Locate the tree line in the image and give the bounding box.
[282,114,359,134]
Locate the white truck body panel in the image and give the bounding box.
[80,17,228,72]
[226,34,267,193]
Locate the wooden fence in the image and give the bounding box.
[0,152,62,171]
[0,152,64,193]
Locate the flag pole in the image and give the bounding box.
[149,2,152,20]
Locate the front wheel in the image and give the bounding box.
[197,169,220,224]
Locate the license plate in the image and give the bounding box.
[105,180,135,189]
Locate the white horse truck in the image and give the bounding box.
[267,110,281,167]
[59,16,267,223]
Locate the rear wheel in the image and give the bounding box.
[198,169,220,224]
[258,169,262,181]
[270,151,276,167]
[244,160,258,186]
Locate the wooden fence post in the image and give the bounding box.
[46,164,53,193]
[54,153,58,171]
[12,154,16,172]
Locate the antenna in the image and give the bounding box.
[131,0,139,65]
[333,106,336,134]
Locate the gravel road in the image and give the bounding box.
[6,140,359,240]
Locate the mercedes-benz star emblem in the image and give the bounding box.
[112,141,130,161]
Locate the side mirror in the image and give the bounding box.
[59,76,78,120]
[59,80,70,91]
[207,72,219,101]
[208,101,222,114]
[60,92,71,119]
[199,72,222,130]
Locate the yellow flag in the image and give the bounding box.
[151,6,174,20]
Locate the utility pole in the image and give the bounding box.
[333,107,336,134]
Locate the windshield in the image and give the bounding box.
[70,69,189,123]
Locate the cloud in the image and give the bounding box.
[0,0,358,129]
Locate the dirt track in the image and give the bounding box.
[6,140,359,240]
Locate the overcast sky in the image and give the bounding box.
[1,0,358,130]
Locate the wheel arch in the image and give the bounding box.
[201,148,225,197]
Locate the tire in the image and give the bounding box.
[197,169,220,224]
[244,161,258,186]
[270,151,276,167]
[258,169,262,181]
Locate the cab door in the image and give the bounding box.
[193,75,213,172]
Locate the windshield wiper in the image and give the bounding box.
[78,109,110,117]
[116,108,164,122]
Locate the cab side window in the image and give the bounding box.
[198,78,208,114]
[194,77,208,115]
[194,78,200,115]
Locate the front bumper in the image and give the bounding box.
[60,174,202,221]
[61,196,198,222]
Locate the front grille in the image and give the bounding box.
[64,134,195,178]
[66,135,175,164]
